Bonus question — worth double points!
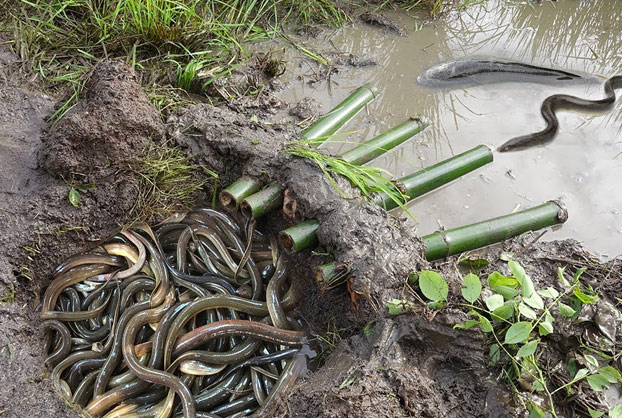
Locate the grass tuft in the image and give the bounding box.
[129,142,217,223]
[283,138,413,218]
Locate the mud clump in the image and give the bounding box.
[360,11,407,36]
[39,60,165,177]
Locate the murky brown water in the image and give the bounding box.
[271,0,622,258]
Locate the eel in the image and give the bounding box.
[416,59,586,88]
[498,75,622,152]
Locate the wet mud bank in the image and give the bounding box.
[1,55,621,417]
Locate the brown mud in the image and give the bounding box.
[1,44,621,418]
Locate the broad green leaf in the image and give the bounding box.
[418,270,448,302]
[68,188,81,207]
[519,302,538,320]
[609,404,622,418]
[492,303,514,321]
[459,258,489,270]
[461,273,482,303]
[477,314,493,333]
[558,302,576,317]
[487,271,519,289]
[538,287,559,299]
[588,408,605,418]
[509,260,534,297]
[557,266,570,287]
[495,285,520,300]
[567,358,578,378]
[598,366,622,383]
[505,321,532,344]
[545,312,555,323]
[516,340,538,358]
[524,293,544,310]
[533,380,545,392]
[574,368,589,381]
[585,354,600,369]
[538,321,553,336]
[574,286,599,304]
[489,344,501,365]
[486,294,504,312]
[454,320,480,330]
[587,373,611,392]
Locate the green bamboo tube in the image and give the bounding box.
[240,183,284,218]
[340,117,429,165]
[318,200,568,285]
[372,144,493,210]
[219,177,261,210]
[281,144,492,253]
[423,200,568,261]
[301,84,379,143]
[279,220,320,253]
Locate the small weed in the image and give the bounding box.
[0,284,15,305]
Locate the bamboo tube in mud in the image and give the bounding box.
[220,177,261,209]
[240,183,284,218]
[241,114,427,219]
[423,200,568,261]
[226,83,379,216]
[372,144,493,210]
[280,145,493,253]
[340,117,429,165]
[300,83,379,144]
[318,200,568,287]
[279,220,320,253]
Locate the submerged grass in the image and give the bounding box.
[283,138,413,217]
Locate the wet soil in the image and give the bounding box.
[1,32,621,418]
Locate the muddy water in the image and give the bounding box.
[272,0,622,258]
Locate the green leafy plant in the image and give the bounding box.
[454,260,619,417]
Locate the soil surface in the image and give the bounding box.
[1,42,621,418]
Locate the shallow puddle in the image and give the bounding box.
[271,0,622,258]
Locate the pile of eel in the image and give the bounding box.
[42,208,308,418]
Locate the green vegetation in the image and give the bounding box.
[392,260,622,417]
[283,138,411,215]
[1,0,348,121]
[129,142,216,222]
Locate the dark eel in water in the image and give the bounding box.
[416,59,585,87]
[498,75,622,152]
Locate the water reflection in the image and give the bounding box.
[273,0,622,257]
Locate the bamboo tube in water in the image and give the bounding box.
[279,220,320,253]
[422,200,567,261]
[300,83,379,144]
[318,200,568,286]
[372,144,493,210]
[340,117,429,165]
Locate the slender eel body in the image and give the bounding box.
[498,75,622,152]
